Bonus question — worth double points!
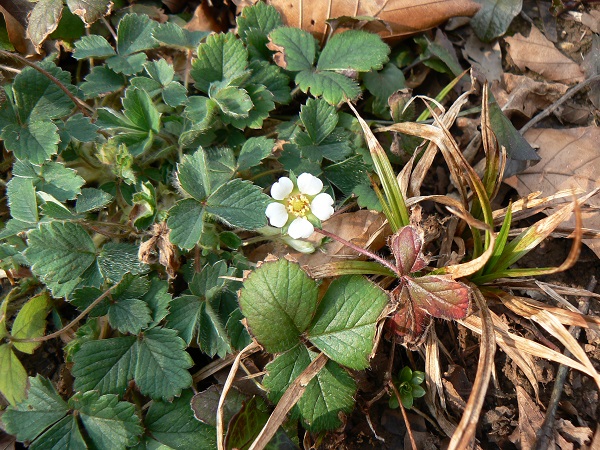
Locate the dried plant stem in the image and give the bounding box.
[389,380,418,450]
[534,276,597,450]
[520,74,600,134]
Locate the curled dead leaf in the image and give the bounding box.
[138,222,180,278]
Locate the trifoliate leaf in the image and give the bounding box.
[73,34,116,59]
[295,70,361,105]
[210,85,252,118]
[7,177,38,224]
[226,84,275,130]
[145,390,216,449]
[363,63,406,100]
[116,13,158,56]
[11,292,51,354]
[263,345,356,431]
[27,0,63,51]
[0,345,28,405]
[80,66,126,98]
[2,375,69,441]
[71,391,143,449]
[206,178,270,230]
[107,53,148,76]
[247,60,291,104]
[267,27,317,72]
[1,121,59,164]
[167,199,205,250]
[25,222,97,298]
[317,30,389,72]
[75,188,114,213]
[64,113,100,142]
[300,98,337,144]
[152,22,208,49]
[307,276,388,369]
[123,87,160,132]
[237,136,274,171]
[66,0,112,26]
[191,32,249,92]
[239,259,318,352]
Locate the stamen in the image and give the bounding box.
[286,194,310,217]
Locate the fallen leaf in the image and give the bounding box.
[505,127,600,258]
[556,419,593,447]
[265,0,480,40]
[26,0,63,53]
[505,26,584,83]
[510,386,551,450]
[462,32,503,82]
[579,10,600,34]
[0,4,32,54]
[185,1,227,33]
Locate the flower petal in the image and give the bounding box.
[311,193,334,221]
[288,217,314,239]
[271,177,293,200]
[297,173,323,196]
[265,203,288,228]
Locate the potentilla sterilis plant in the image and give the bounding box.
[265,173,334,239]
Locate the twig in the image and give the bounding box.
[389,380,418,450]
[0,49,95,118]
[520,74,600,134]
[534,276,597,450]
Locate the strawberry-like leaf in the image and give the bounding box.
[390,225,428,276]
[404,276,470,320]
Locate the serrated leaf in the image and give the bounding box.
[404,276,470,320]
[237,3,283,42]
[263,345,356,431]
[2,121,59,164]
[0,345,28,405]
[226,308,252,350]
[471,0,522,42]
[142,278,172,328]
[123,87,160,132]
[177,149,210,200]
[73,34,116,59]
[184,96,219,133]
[35,161,85,202]
[226,84,275,129]
[75,188,114,213]
[239,259,318,352]
[30,416,87,450]
[300,98,337,144]
[65,113,100,142]
[363,63,406,100]
[167,199,205,250]
[353,183,382,212]
[27,0,63,51]
[237,136,274,171]
[210,85,252,118]
[317,30,389,72]
[295,70,361,105]
[206,178,270,229]
[11,292,51,354]
[25,222,97,298]
[2,375,69,441]
[162,82,187,107]
[66,0,112,26]
[247,60,291,104]
[117,13,158,56]
[107,53,148,75]
[267,27,316,72]
[98,242,149,283]
[135,328,193,400]
[323,155,368,194]
[81,66,126,98]
[390,226,428,276]
[71,391,143,449]
[191,32,249,92]
[191,385,246,427]
[7,177,38,223]
[152,22,208,49]
[308,276,388,369]
[109,298,152,335]
[145,390,216,449]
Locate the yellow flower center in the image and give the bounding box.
[286,194,310,217]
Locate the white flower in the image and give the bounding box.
[265,173,334,239]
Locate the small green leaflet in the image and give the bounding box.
[237,136,274,171]
[153,22,208,49]
[0,345,28,405]
[66,0,112,26]
[167,199,206,250]
[11,292,51,354]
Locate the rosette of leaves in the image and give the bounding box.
[239,258,389,431]
[389,366,426,410]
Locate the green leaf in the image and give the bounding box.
[65,113,100,142]
[300,98,337,144]
[117,13,158,56]
[71,391,143,449]
[177,149,210,200]
[73,34,116,59]
[239,259,318,353]
[247,60,291,104]
[183,96,219,133]
[107,52,149,75]
[25,222,97,298]
[191,32,249,92]
[353,182,382,212]
[2,375,69,441]
[27,0,64,51]
[210,85,252,118]
[34,161,85,202]
[237,136,274,171]
[206,178,270,229]
[317,30,389,71]
[471,0,522,42]
[237,3,283,42]
[145,390,216,449]
[363,63,405,100]
[263,345,356,431]
[30,416,87,450]
[153,22,208,49]
[295,70,361,105]
[98,242,149,283]
[135,328,193,400]
[123,87,160,132]
[66,0,112,26]
[307,276,388,369]
[7,177,38,223]
[109,298,152,335]
[162,82,187,107]
[167,199,205,250]
[81,66,126,98]
[2,121,59,164]
[11,292,51,354]
[0,345,28,405]
[142,278,172,328]
[267,27,317,72]
[76,188,114,213]
[323,155,369,194]
[226,84,275,130]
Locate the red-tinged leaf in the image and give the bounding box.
[405,276,470,320]
[388,285,432,345]
[390,225,428,276]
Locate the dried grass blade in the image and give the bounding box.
[308,261,396,279]
[426,327,446,409]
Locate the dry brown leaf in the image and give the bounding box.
[0,5,32,55]
[265,0,480,40]
[504,26,584,84]
[185,2,227,33]
[462,33,503,82]
[505,127,600,258]
[511,386,550,450]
